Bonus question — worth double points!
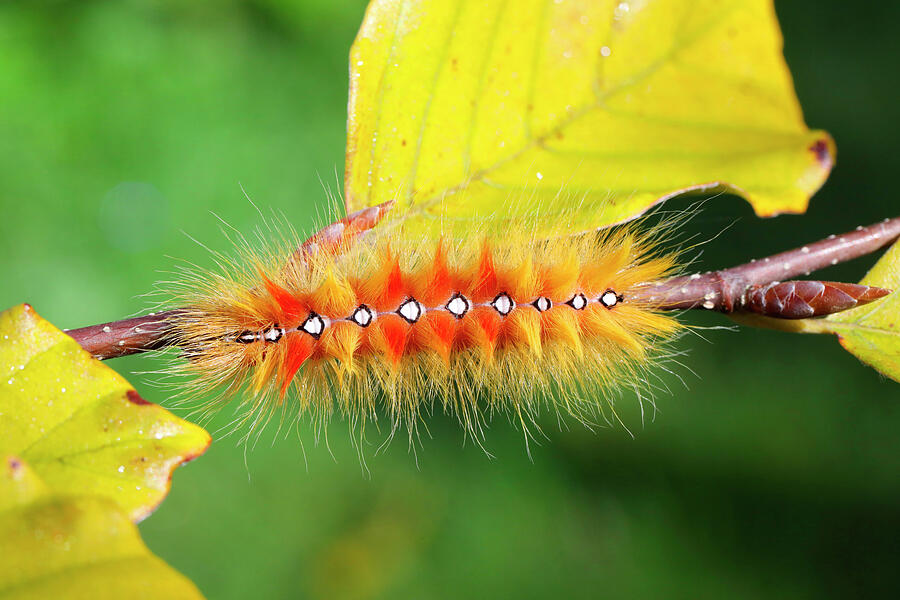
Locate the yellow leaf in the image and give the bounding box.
[0,304,210,522]
[345,0,834,234]
[0,456,204,600]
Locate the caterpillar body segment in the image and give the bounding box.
[165,215,682,439]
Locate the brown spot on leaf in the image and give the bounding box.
[126,389,151,406]
[810,138,833,169]
[401,139,407,146]
[7,456,22,471]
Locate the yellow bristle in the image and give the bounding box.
[580,306,646,358]
[323,322,362,375]
[251,346,278,396]
[500,254,540,300]
[542,250,580,298]
[310,268,357,317]
[544,310,584,360]
[506,310,543,357]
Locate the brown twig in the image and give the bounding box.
[68,310,182,359]
[630,216,900,314]
[66,215,900,360]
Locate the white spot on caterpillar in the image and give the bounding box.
[690,273,701,280]
[702,301,715,309]
[783,263,790,270]
[533,297,552,312]
[446,294,471,318]
[600,291,618,308]
[102,326,111,333]
[492,293,515,316]
[351,305,374,327]
[568,293,588,310]
[801,246,810,253]
[831,258,839,265]
[301,314,326,337]
[398,299,423,323]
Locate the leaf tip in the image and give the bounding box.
[133,432,211,523]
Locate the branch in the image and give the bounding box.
[68,310,182,359]
[66,215,900,360]
[629,216,900,314]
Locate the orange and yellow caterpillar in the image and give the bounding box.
[163,207,681,442]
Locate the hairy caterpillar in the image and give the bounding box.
[160,204,682,442]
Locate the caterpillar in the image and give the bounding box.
[161,204,682,442]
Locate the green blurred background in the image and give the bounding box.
[1,1,898,598]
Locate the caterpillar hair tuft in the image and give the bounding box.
[159,206,684,445]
